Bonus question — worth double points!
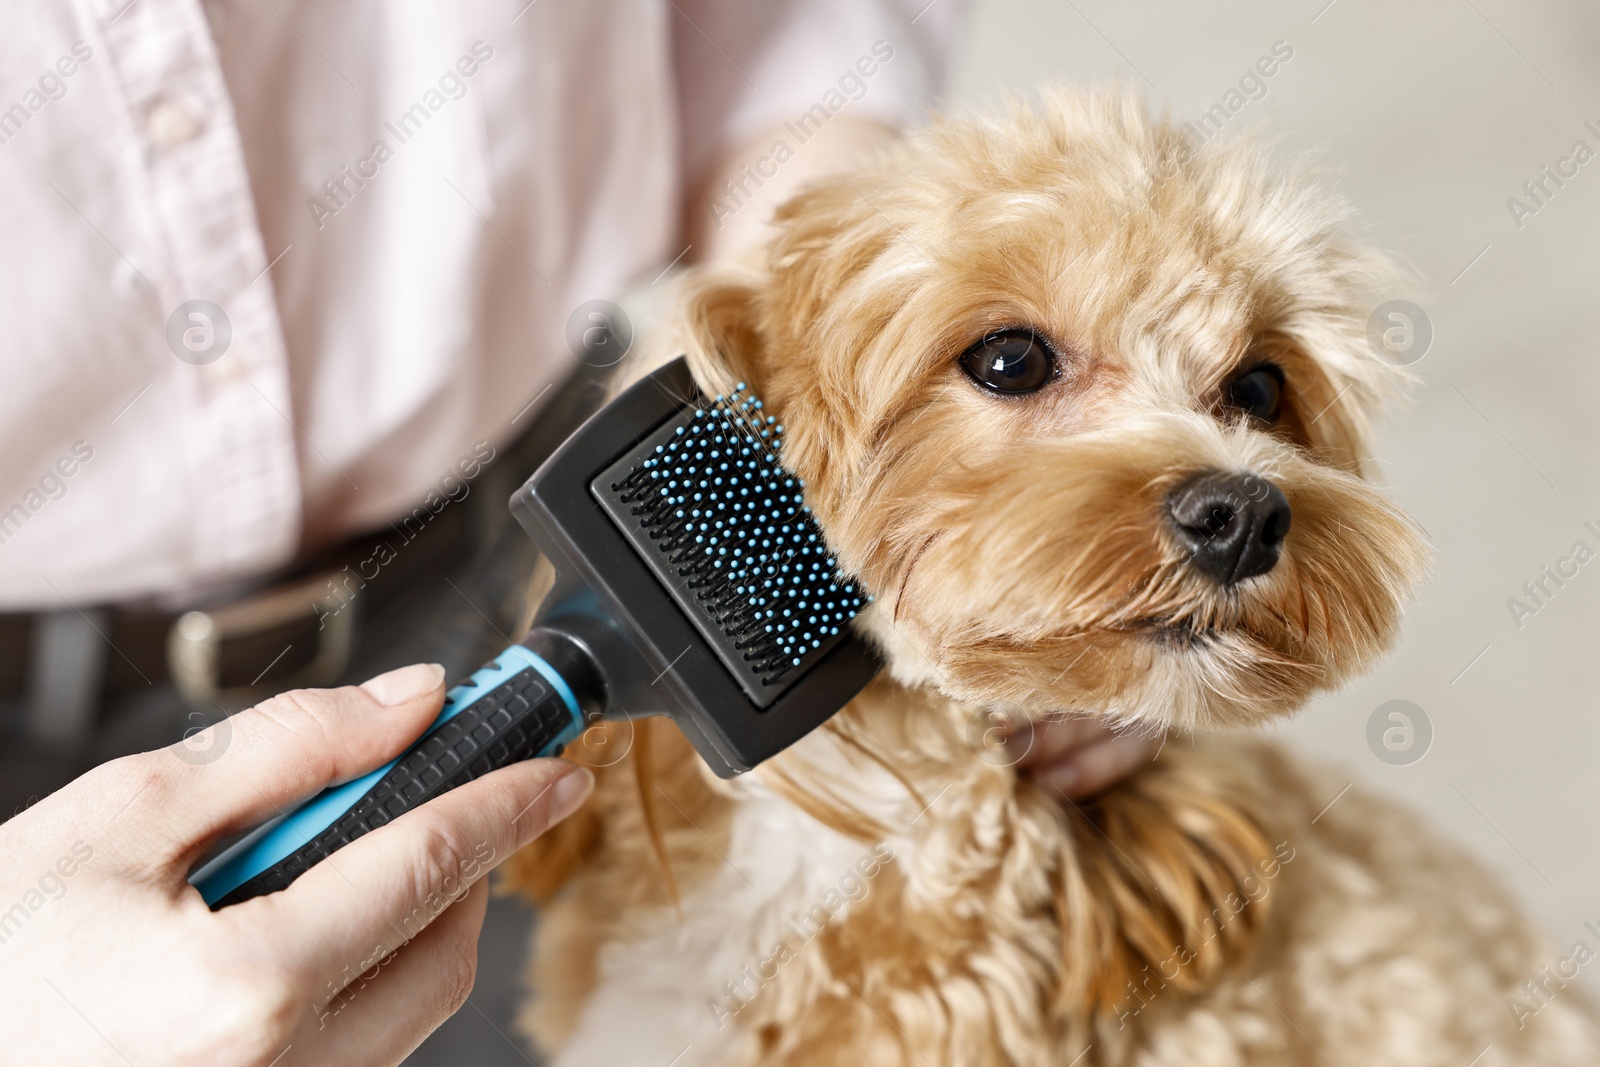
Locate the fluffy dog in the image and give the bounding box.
[502,88,1600,1065]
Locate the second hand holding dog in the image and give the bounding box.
[1005,717,1164,799]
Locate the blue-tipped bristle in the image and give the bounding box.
[611,384,870,687]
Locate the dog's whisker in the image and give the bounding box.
[892,530,943,625]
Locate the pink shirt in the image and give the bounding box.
[0,0,953,609]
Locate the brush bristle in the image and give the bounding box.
[610,384,869,689]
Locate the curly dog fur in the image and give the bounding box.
[501,88,1600,1066]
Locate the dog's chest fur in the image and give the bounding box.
[547,774,881,1067]
[520,685,1600,1067]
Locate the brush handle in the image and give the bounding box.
[190,643,585,908]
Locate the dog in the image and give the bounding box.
[500,88,1600,1066]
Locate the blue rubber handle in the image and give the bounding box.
[190,644,584,908]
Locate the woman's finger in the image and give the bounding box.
[1029,732,1163,799]
[1007,714,1103,769]
[287,880,492,1067]
[103,664,449,867]
[246,756,592,987]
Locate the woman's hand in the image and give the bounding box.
[1003,714,1164,800]
[0,663,593,1067]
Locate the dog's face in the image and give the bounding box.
[678,89,1429,732]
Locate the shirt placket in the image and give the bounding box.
[93,0,301,591]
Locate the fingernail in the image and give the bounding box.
[549,764,595,819]
[361,663,446,705]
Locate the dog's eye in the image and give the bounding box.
[1225,365,1284,423]
[958,330,1055,395]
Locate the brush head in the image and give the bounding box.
[594,385,870,706]
[511,358,883,777]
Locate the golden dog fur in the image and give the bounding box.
[501,88,1600,1065]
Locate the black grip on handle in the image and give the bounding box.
[209,663,577,909]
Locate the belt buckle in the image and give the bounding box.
[167,572,354,706]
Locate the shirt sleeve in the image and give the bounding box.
[671,0,966,193]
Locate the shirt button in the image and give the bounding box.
[148,102,203,148]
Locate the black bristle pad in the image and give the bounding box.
[594,384,871,706]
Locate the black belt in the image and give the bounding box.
[0,361,611,724]
[0,465,480,714]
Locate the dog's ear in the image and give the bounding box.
[672,169,900,406]
[672,265,772,399]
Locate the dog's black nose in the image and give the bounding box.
[1166,471,1292,585]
